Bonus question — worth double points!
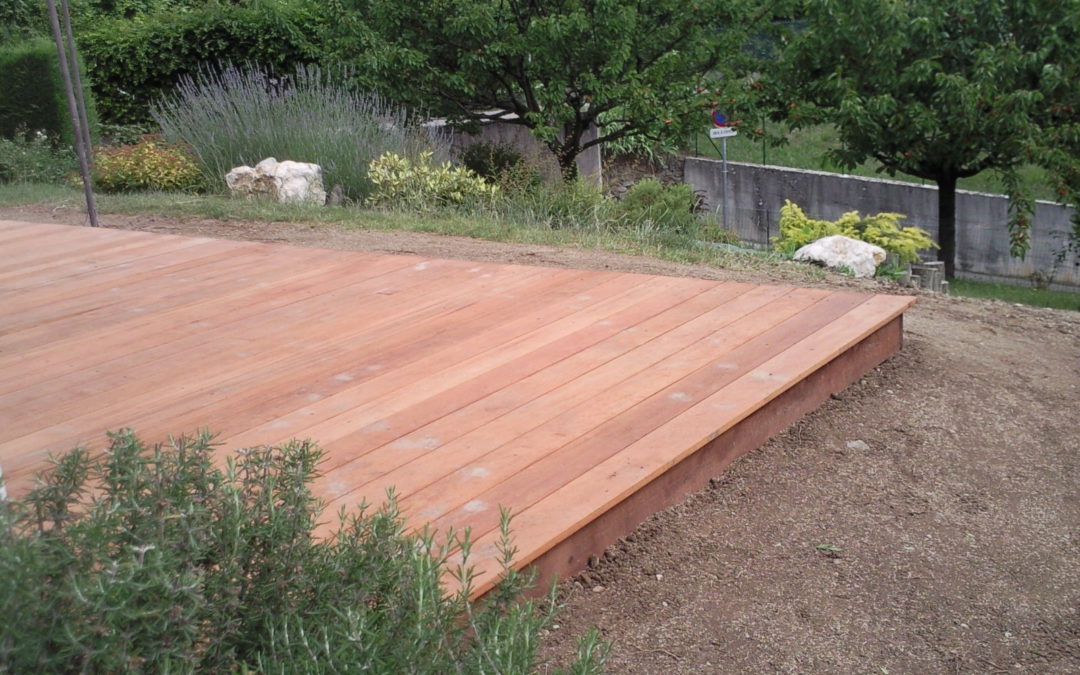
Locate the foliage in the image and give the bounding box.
[92,135,204,192]
[599,108,682,164]
[0,37,100,147]
[774,200,937,263]
[615,179,698,234]
[154,63,447,201]
[766,0,1080,277]
[67,0,217,22]
[368,151,498,209]
[99,121,158,147]
[0,430,608,673]
[0,0,46,40]
[77,1,329,125]
[0,135,77,184]
[340,0,756,179]
[460,141,528,183]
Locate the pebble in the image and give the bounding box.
[592,585,604,593]
[846,440,871,451]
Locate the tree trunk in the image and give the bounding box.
[556,146,579,182]
[936,174,958,278]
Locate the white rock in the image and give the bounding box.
[793,235,886,278]
[225,157,326,205]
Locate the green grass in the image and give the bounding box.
[693,123,1056,201]
[0,180,78,206]
[949,278,1080,311]
[0,182,827,283]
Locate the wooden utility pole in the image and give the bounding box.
[44,0,98,227]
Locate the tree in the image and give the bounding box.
[334,0,756,180]
[767,0,1080,278]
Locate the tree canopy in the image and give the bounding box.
[766,0,1080,277]
[335,0,757,179]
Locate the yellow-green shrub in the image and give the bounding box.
[93,136,204,192]
[367,151,498,209]
[774,200,937,263]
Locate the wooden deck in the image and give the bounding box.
[0,220,914,595]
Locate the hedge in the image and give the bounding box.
[77,1,329,125]
[0,37,100,147]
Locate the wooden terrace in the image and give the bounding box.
[0,221,914,595]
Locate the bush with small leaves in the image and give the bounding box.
[774,200,937,263]
[92,136,205,192]
[460,141,528,182]
[0,134,76,184]
[615,179,698,233]
[368,151,499,209]
[0,430,607,673]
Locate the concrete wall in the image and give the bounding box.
[450,121,602,185]
[685,157,1079,288]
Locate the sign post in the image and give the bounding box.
[708,112,737,229]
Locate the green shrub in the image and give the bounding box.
[615,179,698,233]
[461,141,529,183]
[368,151,499,209]
[92,136,204,192]
[0,430,607,673]
[154,63,445,201]
[0,37,100,147]
[0,135,76,184]
[774,200,938,263]
[0,0,46,40]
[78,1,328,125]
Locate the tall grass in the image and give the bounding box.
[152,64,451,201]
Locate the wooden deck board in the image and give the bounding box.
[0,221,914,596]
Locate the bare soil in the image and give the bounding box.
[6,205,1078,674]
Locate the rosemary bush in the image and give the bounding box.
[0,431,606,673]
[152,64,450,202]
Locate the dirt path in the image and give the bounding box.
[5,206,1078,673]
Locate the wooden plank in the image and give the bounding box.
[457,301,912,596]
[0,242,338,350]
[308,281,753,502]
[0,228,177,279]
[406,291,870,539]
[320,286,828,517]
[218,272,667,452]
[0,258,559,471]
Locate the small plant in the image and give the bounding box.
[615,178,698,233]
[92,136,205,192]
[774,200,937,263]
[815,543,843,558]
[0,133,76,184]
[0,430,607,672]
[367,151,499,209]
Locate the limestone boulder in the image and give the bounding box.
[793,235,886,278]
[225,157,326,205]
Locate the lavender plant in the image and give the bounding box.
[152,64,451,201]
